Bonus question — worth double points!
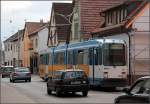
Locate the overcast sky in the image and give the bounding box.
[1,0,72,42]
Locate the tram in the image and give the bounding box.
[39,39,128,87]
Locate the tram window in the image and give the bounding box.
[40,55,43,64]
[103,44,126,66]
[89,48,102,65]
[68,51,73,64]
[77,49,89,64]
[46,54,49,65]
[97,47,102,65]
[55,52,64,64]
[83,49,89,64]
[49,54,52,65]
[89,49,93,65]
[77,50,84,64]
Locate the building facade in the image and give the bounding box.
[4,29,24,67]
[92,0,150,81]
[47,3,73,47]
[70,0,126,43]
[0,35,3,66]
[22,21,46,73]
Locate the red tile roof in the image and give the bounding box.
[25,22,46,36]
[79,0,126,39]
[91,0,148,36]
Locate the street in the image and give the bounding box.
[1,75,123,103]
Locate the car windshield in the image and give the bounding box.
[15,68,29,72]
[3,67,13,72]
[64,71,86,79]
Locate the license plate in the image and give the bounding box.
[71,81,81,84]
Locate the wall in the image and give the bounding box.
[131,3,150,78]
[38,27,48,52]
[4,42,13,66]
[0,37,2,65]
[23,28,30,67]
[104,3,150,80]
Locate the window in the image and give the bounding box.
[55,52,64,64]
[8,44,9,51]
[5,45,7,51]
[121,9,124,22]
[64,71,86,79]
[14,45,15,52]
[68,51,73,64]
[77,50,84,64]
[35,38,38,48]
[89,48,102,65]
[40,54,49,65]
[11,44,12,50]
[123,9,127,20]
[103,44,126,66]
[113,11,116,24]
[119,9,121,22]
[16,45,18,52]
[130,80,145,94]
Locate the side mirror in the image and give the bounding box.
[122,88,130,94]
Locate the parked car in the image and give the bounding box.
[1,66,14,78]
[114,76,150,104]
[10,67,31,82]
[47,69,89,96]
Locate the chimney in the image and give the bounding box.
[40,19,43,23]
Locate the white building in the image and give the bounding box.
[92,0,150,81]
[37,25,49,53]
[0,35,3,66]
[4,29,24,67]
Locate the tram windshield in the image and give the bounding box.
[103,43,126,66]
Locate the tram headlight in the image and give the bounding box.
[103,72,108,78]
[122,72,126,78]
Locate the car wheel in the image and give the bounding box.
[47,87,52,95]
[12,80,15,83]
[2,75,4,78]
[25,80,27,82]
[10,79,12,82]
[28,79,31,82]
[82,91,88,96]
[56,88,61,96]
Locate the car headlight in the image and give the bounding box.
[83,81,86,84]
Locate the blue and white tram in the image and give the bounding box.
[39,39,128,87]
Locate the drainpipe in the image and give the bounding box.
[126,30,134,86]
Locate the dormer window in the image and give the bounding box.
[105,7,128,26]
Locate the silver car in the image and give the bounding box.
[10,67,31,82]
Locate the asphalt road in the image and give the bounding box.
[1,75,123,103]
